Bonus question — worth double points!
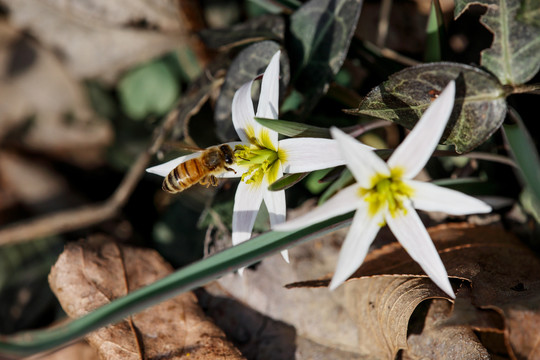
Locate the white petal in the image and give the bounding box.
[273,184,361,231]
[262,168,289,262]
[329,207,383,290]
[255,51,281,150]
[386,204,455,298]
[278,138,347,173]
[330,127,389,188]
[256,50,280,120]
[232,79,257,144]
[388,81,456,179]
[232,181,264,246]
[408,180,492,215]
[146,152,201,177]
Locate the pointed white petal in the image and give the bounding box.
[262,169,289,263]
[280,250,290,263]
[232,181,264,246]
[386,204,455,298]
[330,127,389,188]
[278,138,346,173]
[388,81,456,179]
[408,180,492,215]
[329,208,383,290]
[146,152,201,177]
[256,50,280,120]
[273,184,361,231]
[232,80,257,144]
[255,51,281,150]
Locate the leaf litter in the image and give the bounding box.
[49,235,244,360]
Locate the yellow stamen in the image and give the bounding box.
[235,144,281,185]
[359,167,414,218]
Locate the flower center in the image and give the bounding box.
[235,145,281,185]
[359,168,414,218]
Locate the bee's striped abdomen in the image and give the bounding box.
[162,158,205,193]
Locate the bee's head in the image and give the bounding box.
[220,145,235,164]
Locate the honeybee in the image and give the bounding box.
[162,144,236,193]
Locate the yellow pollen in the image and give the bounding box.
[359,167,414,218]
[235,144,280,185]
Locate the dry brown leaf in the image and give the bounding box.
[403,299,490,360]
[2,0,187,81]
[0,22,113,167]
[49,235,244,360]
[207,200,399,359]
[349,223,540,359]
[33,340,99,360]
[213,231,364,358]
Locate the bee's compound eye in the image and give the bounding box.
[220,145,235,164]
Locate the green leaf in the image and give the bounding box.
[503,108,540,205]
[255,117,331,138]
[118,60,180,120]
[268,172,308,191]
[351,62,508,153]
[214,41,290,142]
[305,168,332,194]
[424,0,446,62]
[455,0,540,85]
[0,213,353,357]
[289,0,362,111]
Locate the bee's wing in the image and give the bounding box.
[162,141,205,152]
[146,152,202,177]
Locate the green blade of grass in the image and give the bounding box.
[503,107,540,204]
[424,0,446,62]
[0,212,353,357]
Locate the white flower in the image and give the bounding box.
[274,81,491,298]
[147,50,351,264]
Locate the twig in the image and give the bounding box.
[0,108,180,246]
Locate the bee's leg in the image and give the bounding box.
[225,166,237,174]
[199,176,210,187]
[209,175,219,187]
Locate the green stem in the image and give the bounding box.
[0,214,353,357]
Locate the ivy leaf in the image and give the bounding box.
[351,62,507,153]
[289,0,362,111]
[455,0,540,85]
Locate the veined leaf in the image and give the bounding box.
[255,117,331,138]
[289,0,362,111]
[351,62,507,153]
[455,0,540,85]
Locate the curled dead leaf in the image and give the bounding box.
[348,223,539,359]
[49,235,244,360]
